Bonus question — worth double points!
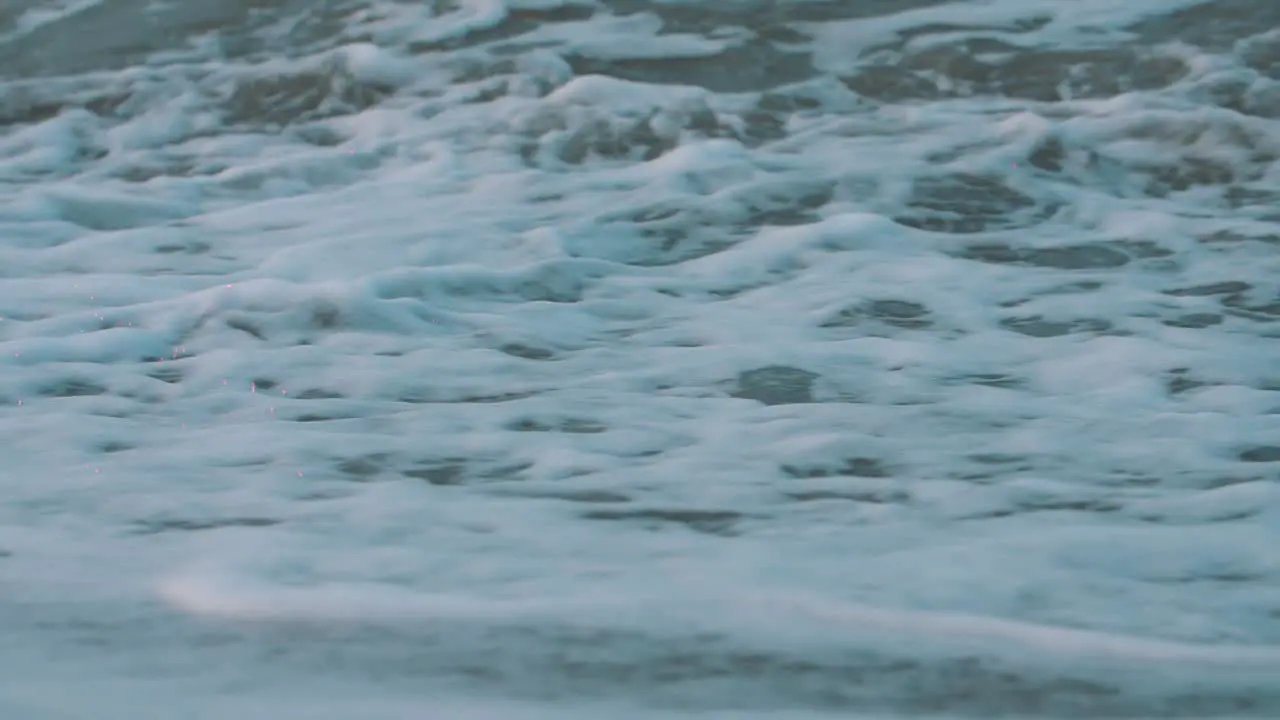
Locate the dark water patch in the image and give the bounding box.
[629,236,740,267]
[1202,475,1268,490]
[1194,72,1280,121]
[1191,74,1256,115]
[0,0,297,79]
[1144,157,1237,197]
[403,458,532,486]
[556,490,631,503]
[304,301,343,331]
[732,366,818,406]
[294,388,345,400]
[334,453,389,481]
[1200,226,1280,246]
[221,63,394,127]
[85,90,138,118]
[966,498,1123,520]
[892,174,1048,234]
[821,299,932,330]
[403,463,467,487]
[154,240,211,255]
[956,242,1132,270]
[1092,116,1275,197]
[970,453,1030,466]
[225,317,267,341]
[952,373,1024,390]
[540,114,675,165]
[26,606,1280,717]
[1166,281,1252,297]
[575,184,820,267]
[1134,507,1260,525]
[603,0,953,27]
[37,378,108,398]
[501,489,632,504]
[0,0,369,80]
[147,365,184,384]
[737,107,789,146]
[291,413,358,423]
[1239,446,1280,463]
[507,417,607,434]
[114,158,214,183]
[1148,568,1266,584]
[933,44,1184,100]
[443,55,517,86]
[733,179,834,227]
[397,390,540,405]
[862,16,1053,56]
[1001,316,1112,338]
[581,508,743,536]
[842,65,947,103]
[440,74,509,105]
[0,81,129,128]
[583,208,744,267]
[1028,135,1066,172]
[196,1,393,62]
[747,78,864,142]
[604,203,686,229]
[515,263,597,303]
[846,42,1187,103]
[818,307,862,329]
[1113,240,1174,260]
[1221,292,1280,321]
[1034,281,1107,298]
[782,457,893,479]
[133,517,280,534]
[293,124,348,147]
[1129,0,1280,51]
[1166,369,1212,396]
[220,619,1280,716]
[0,89,63,126]
[953,459,1033,481]
[499,343,556,361]
[868,299,932,329]
[786,488,909,504]
[1163,312,1224,329]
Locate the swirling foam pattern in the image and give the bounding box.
[1,0,1279,717]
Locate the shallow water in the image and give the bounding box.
[1,1,1278,718]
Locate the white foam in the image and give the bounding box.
[2,0,1279,715]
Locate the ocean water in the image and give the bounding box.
[1,0,1279,717]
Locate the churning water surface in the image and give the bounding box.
[1,1,1279,718]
